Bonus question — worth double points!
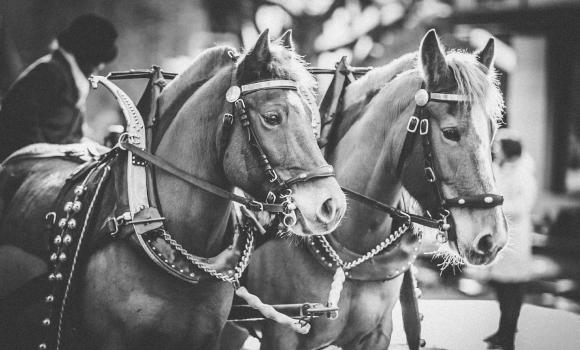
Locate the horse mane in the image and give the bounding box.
[158,46,236,121]
[340,48,504,138]
[444,51,505,124]
[343,52,417,108]
[236,42,317,93]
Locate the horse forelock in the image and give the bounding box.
[236,42,317,94]
[445,51,505,127]
[343,52,417,108]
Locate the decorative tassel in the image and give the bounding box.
[235,287,311,334]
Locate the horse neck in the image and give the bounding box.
[154,67,233,257]
[328,72,420,253]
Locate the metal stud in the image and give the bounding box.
[189,272,195,277]
[414,89,429,106]
[67,219,77,229]
[321,257,326,261]
[58,253,67,263]
[458,198,466,205]
[53,235,62,245]
[39,343,47,350]
[45,295,54,303]
[63,234,73,245]
[72,201,82,212]
[50,253,58,262]
[484,196,493,204]
[74,185,85,196]
[58,218,67,228]
[64,202,74,212]
[48,273,56,281]
[42,318,51,327]
[55,273,63,281]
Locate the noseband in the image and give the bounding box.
[395,83,503,242]
[222,77,335,227]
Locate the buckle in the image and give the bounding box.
[267,169,279,183]
[107,217,120,237]
[424,167,436,182]
[266,191,276,204]
[419,119,429,135]
[407,116,419,133]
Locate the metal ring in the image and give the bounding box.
[117,132,129,150]
[283,212,297,227]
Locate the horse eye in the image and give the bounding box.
[442,128,460,142]
[262,112,281,125]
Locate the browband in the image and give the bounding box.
[414,89,469,107]
[429,92,470,102]
[241,79,298,94]
[225,79,299,103]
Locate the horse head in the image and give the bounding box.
[398,30,508,265]
[221,30,346,236]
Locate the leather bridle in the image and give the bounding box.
[395,83,504,243]
[123,74,335,228]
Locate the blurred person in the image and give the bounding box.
[484,129,537,350]
[0,14,118,161]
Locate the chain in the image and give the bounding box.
[160,224,254,285]
[318,222,411,270]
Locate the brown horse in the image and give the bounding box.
[0,30,346,350]
[238,29,508,349]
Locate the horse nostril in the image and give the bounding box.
[316,198,337,224]
[474,233,494,255]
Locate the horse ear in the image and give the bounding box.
[477,37,495,71]
[277,29,294,51]
[419,29,449,87]
[248,29,271,63]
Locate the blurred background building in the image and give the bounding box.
[1,0,579,313]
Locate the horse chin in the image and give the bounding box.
[289,209,340,237]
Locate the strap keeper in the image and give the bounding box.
[419,119,429,135]
[407,116,419,133]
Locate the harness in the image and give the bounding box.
[33,57,343,348]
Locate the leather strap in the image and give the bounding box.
[340,187,440,229]
[123,143,287,213]
[400,268,422,350]
[318,56,354,150]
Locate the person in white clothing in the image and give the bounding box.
[484,129,537,350]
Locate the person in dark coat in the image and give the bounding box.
[0,14,118,161]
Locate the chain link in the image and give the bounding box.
[318,222,411,270]
[160,224,255,285]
